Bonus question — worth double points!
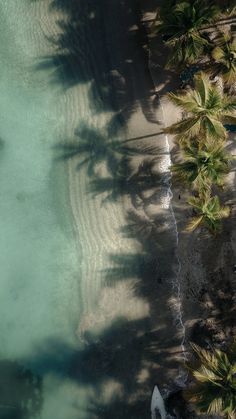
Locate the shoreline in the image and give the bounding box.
[142,0,236,343]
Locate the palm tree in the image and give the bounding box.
[186,192,230,233]
[165,72,236,141]
[151,0,219,68]
[171,142,232,190]
[185,342,236,418]
[211,31,236,85]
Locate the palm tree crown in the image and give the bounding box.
[211,31,236,85]
[186,192,230,233]
[152,0,219,67]
[171,143,232,190]
[165,72,236,141]
[186,343,236,418]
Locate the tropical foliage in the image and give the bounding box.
[165,72,236,141]
[211,31,236,85]
[186,193,230,233]
[154,0,236,234]
[171,143,232,190]
[185,343,236,418]
[151,0,219,68]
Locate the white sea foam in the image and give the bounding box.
[147,43,187,369]
[159,99,187,373]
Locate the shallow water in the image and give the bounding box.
[0,1,183,418]
[0,1,84,417]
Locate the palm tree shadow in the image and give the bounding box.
[22,316,181,419]
[54,123,122,176]
[35,0,161,129]
[104,210,178,299]
[54,123,164,180]
[0,360,43,419]
[88,157,168,203]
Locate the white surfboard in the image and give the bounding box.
[151,385,167,419]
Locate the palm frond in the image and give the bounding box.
[194,72,210,104]
[164,116,201,138]
[165,73,235,141]
[186,215,204,232]
[207,397,223,415]
[186,342,236,417]
[215,206,230,219]
[203,117,227,139]
[152,0,219,67]
[193,367,221,383]
[211,31,236,85]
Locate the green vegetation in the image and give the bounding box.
[211,31,236,85]
[171,143,232,190]
[151,3,236,416]
[152,0,219,68]
[185,343,236,418]
[165,72,236,141]
[153,0,236,233]
[165,72,235,233]
[186,193,230,233]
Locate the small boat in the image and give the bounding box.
[151,385,166,419]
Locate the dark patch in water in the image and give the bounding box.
[0,360,43,419]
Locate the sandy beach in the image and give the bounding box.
[38,0,188,416]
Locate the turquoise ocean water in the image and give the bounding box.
[0,1,86,418]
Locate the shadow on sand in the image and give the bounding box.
[50,102,184,415]
[51,127,185,417]
[36,0,164,133]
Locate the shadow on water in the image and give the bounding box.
[22,315,182,419]
[25,319,179,382]
[36,0,161,131]
[0,360,42,419]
